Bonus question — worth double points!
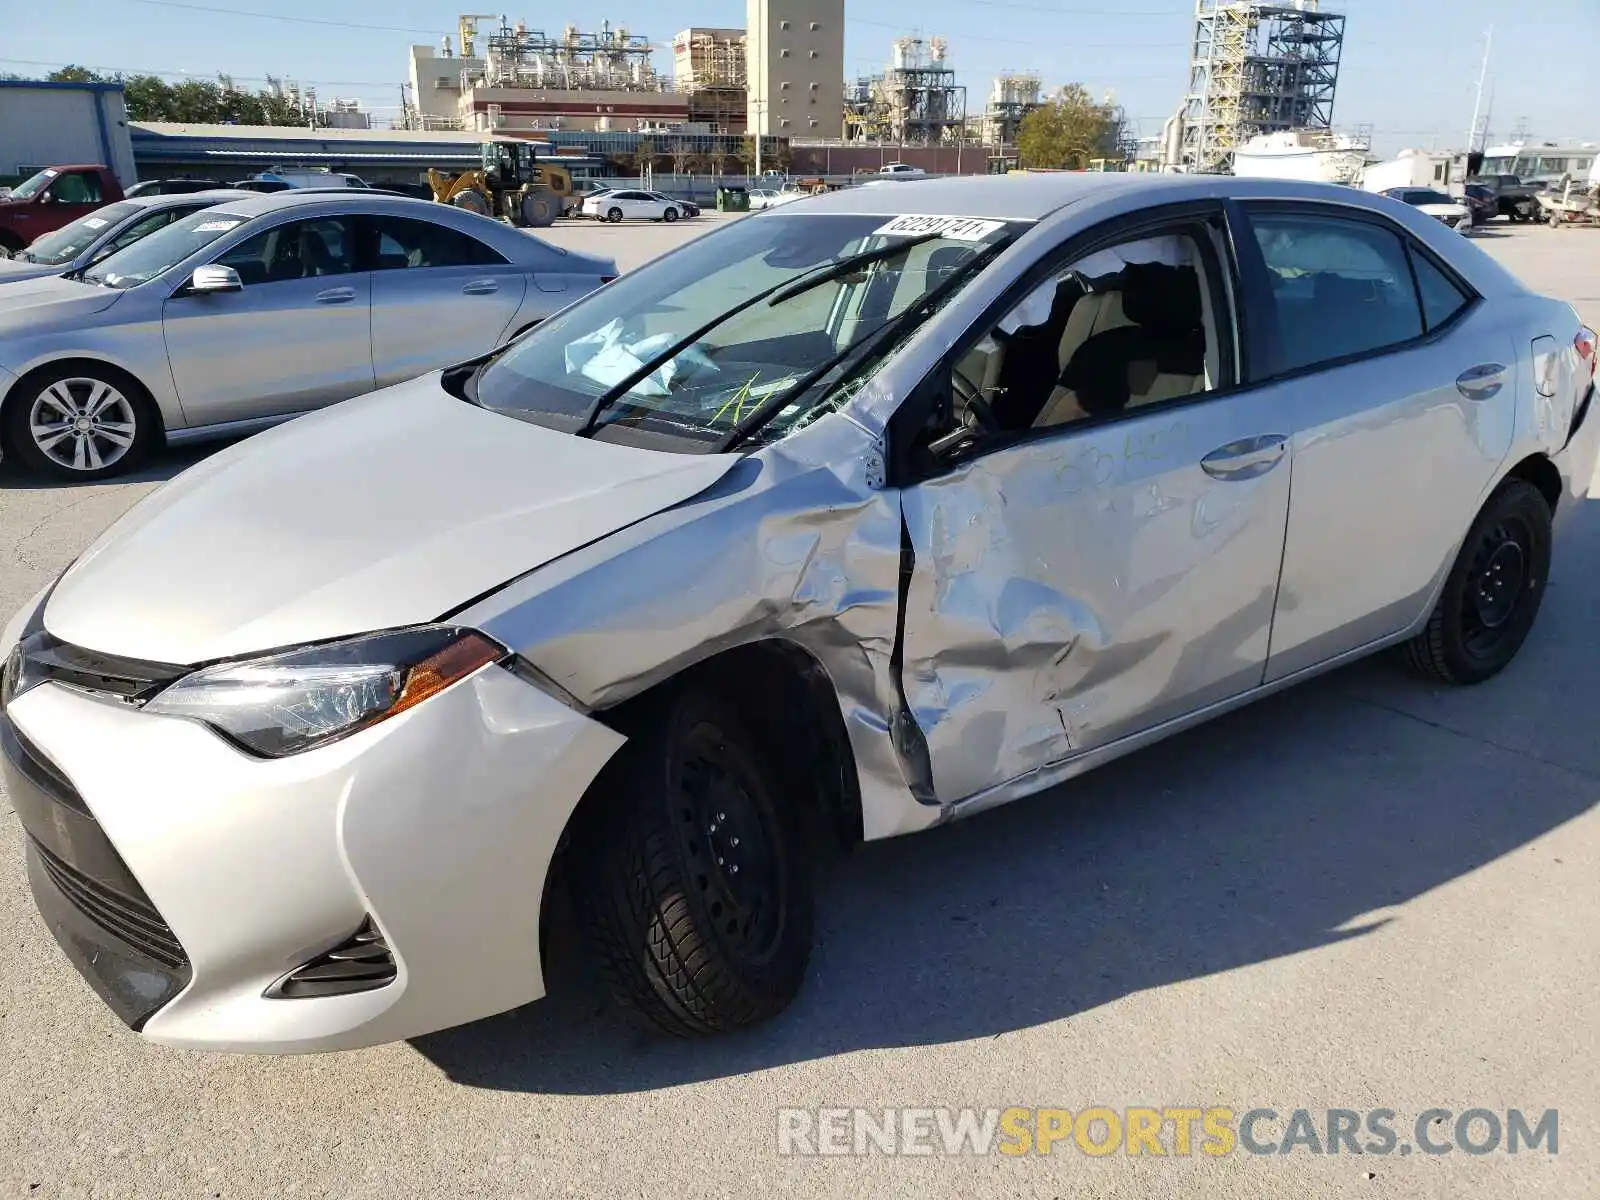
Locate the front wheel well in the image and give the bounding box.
[536,640,863,975]
[0,357,164,456]
[601,641,866,854]
[1504,453,1562,514]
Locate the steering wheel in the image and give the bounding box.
[951,368,1001,433]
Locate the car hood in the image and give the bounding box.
[0,275,121,338]
[44,377,738,664]
[0,257,63,283]
[1417,202,1470,218]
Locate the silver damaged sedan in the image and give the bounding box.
[0,190,616,480]
[2,175,1596,1052]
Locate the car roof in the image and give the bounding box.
[201,190,443,218]
[789,172,1477,222]
[122,188,258,210]
[794,172,1186,220]
[189,189,617,274]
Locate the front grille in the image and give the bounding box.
[8,632,186,707]
[31,839,188,970]
[266,918,397,999]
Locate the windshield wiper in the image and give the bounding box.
[716,237,1012,452]
[575,232,943,437]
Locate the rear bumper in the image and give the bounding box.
[1554,381,1599,530]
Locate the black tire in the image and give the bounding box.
[451,189,491,217]
[566,685,813,1036]
[1399,479,1552,685]
[3,363,158,481]
[663,206,679,223]
[606,206,624,223]
[520,190,558,228]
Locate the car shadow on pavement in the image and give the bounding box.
[414,498,1600,1096]
[0,442,235,491]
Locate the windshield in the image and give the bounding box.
[84,208,251,288]
[9,169,57,201]
[20,201,141,265]
[1410,190,1455,206]
[473,212,1022,451]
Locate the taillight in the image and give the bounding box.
[1578,327,1597,377]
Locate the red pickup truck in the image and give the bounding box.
[0,164,126,257]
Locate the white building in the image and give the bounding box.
[407,42,484,130]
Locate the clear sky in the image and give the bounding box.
[8,0,1598,156]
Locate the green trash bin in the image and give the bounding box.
[718,185,750,213]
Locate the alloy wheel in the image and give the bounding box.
[28,378,139,473]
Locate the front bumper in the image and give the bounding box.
[1,660,623,1053]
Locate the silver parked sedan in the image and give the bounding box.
[3,174,1596,1051]
[0,190,257,287]
[0,191,617,479]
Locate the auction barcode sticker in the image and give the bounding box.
[872,214,1006,241]
[194,219,245,232]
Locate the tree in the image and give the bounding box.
[121,74,173,121]
[668,140,693,176]
[1016,84,1122,170]
[47,65,106,83]
[732,135,757,174]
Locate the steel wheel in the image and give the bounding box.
[28,377,139,474]
[568,686,813,1035]
[1459,515,1533,663]
[1399,479,1552,685]
[672,721,789,965]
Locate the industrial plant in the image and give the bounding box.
[1170,0,1350,174]
[51,0,1592,196]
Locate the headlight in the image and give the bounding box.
[145,625,507,757]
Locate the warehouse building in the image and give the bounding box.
[0,79,136,185]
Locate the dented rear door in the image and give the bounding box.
[897,389,1294,804]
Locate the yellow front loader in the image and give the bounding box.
[429,139,575,229]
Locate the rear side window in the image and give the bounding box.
[1410,251,1471,332]
[368,216,506,269]
[1249,211,1424,375]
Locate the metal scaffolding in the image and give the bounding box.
[982,73,1041,146]
[678,29,747,134]
[465,18,665,92]
[845,37,968,146]
[1181,0,1345,173]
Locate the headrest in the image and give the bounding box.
[1119,261,1202,335]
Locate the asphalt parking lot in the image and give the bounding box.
[1,217,1598,1199]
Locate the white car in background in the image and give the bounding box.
[1381,187,1476,234]
[581,189,687,223]
[877,162,928,179]
[749,189,801,210]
